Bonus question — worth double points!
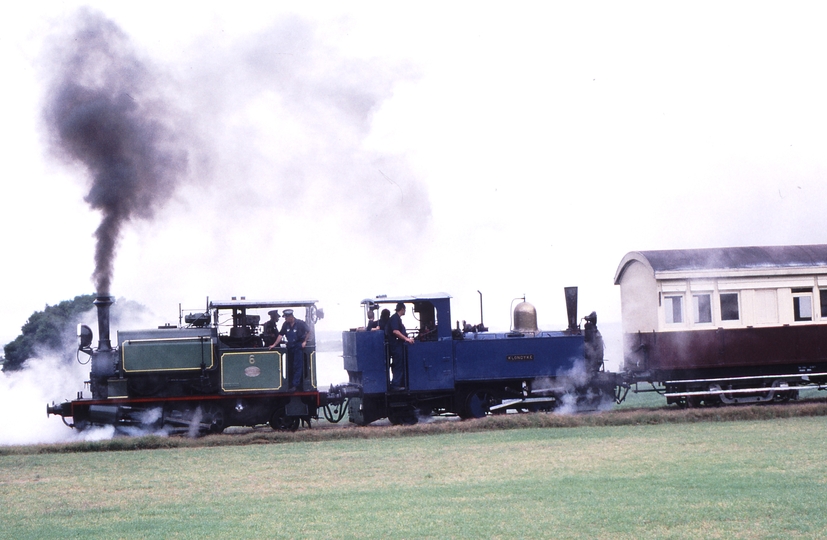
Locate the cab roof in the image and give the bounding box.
[360,293,452,306]
[210,300,318,310]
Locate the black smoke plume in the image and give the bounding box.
[43,10,188,294]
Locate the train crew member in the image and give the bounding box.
[376,309,391,332]
[262,310,280,347]
[387,302,414,390]
[269,309,310,391]
[583,311,604,372]
[365,308,379,330]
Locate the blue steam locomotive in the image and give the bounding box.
[337,289,614,425]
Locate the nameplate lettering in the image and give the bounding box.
[507,354,534,362]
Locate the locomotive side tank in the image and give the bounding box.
[48,297,326,433]
[615,245,827,405]
[342,289,614,425]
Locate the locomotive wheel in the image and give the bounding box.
[388,406,418,425]
[203,404,226,434]
[270,408,300,432]
[461,390,492,419]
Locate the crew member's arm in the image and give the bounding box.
[393,330,414,344]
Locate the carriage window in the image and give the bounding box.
[692,294,712,324]
[793,293,813,321]
[755,289,778,324]
[720,293,740,321]
[664,295,683,324]
[820,289,827,319]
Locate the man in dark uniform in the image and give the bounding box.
[269,309,310,391]
[387,302,414,390]
[583,311,604,372]
[262,310,280,347]
[365,308,379,330]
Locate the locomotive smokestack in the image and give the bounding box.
[564,287,578,333]
[93,295,114,351]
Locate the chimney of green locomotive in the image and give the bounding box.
[87,294,118,399]
[93,295,114,351]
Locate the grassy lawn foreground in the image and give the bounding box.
[2,416,826,539]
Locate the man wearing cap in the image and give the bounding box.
[262,310,280,347]
[387,302,414,390]
[269,309,311,391]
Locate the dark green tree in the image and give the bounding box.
[2,294,96,372]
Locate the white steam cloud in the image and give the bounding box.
[531,358,615,416]
[0,353,114,445]
[0,299,167,446]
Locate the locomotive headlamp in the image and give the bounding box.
[77,324,93,354]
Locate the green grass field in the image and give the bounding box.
[2,411,827,539]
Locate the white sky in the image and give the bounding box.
[3,2,827,352]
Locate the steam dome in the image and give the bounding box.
[513,301,538,333]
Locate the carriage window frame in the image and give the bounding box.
[720,292,740,321]
[792,288,813,322]
[692,293,712,324]
[663,294,684,324]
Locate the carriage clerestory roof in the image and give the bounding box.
[614,245,827,284]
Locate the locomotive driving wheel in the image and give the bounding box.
[270,408,300,432]
[388,405,418,425]
[202,404,226,434]
[460,390,493,419]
